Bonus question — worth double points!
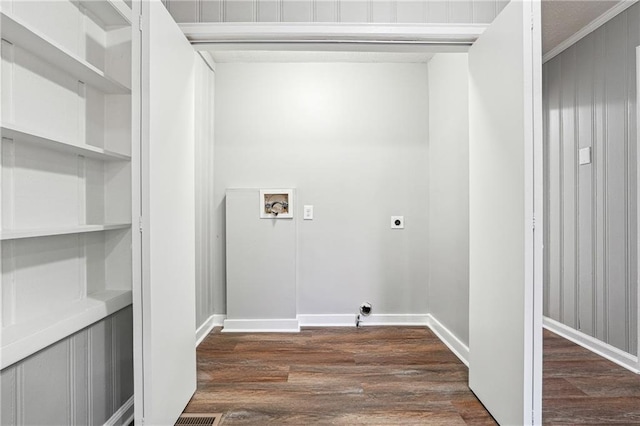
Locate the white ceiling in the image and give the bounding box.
[541,0,622,54]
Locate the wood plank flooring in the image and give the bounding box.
[185,327,640,425]
[185,327,496,425]
[542,328,640,425]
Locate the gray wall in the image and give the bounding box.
[1,307,133,426]
[427,53,470,345]
[163,0,507,24]
[194,55,216,329]
[214,62,429,316]
[543,3,639,355]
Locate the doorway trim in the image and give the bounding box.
[179,22,486,52]
[180,20,543,425]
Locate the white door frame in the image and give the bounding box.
[636,46,640,373]
[178,18,543,425]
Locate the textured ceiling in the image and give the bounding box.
[542,0,622,54]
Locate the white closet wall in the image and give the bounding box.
[1,0,133,370]
[427,53,470,348]
[214,62,429,318]
[194,54,216,330]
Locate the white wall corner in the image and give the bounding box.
[543,317,640,374]
[197,51,216,72]
[426,314,469,367]
[222,318,300,333]
[297,314,357,327]
[196,314,226,346]
[103,396,134,426]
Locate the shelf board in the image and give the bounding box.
[1,124,131,161]
[1,290,132,369]
[1,12,131,94]
[79,0,132,28]
[0,223,131,241]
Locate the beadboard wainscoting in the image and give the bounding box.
[0,307,134,426]
[162,0,508,25]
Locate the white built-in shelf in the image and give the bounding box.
[0,223,131,241]
[0,289,132,369]
[1,12,131,94]
[1,124,131,161]
[79,0,132,28]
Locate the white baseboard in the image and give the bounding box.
[196,314,226,347]
[212,314,226,327]
[297,314,356,327]
[426,314,469,367]
[103,396,134,426]
[543,317,639,374]
[297,313,429,327]
[222,318,300,333]
[361,314,429,326]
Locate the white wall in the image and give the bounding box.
[427,53,470,345]
[194,54,216,329]
[214,62,429,317]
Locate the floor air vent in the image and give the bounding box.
[175,413,222,426]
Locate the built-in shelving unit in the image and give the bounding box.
[79,0,132,27]
[1,12,131,94]
[1,0,133,369]
[0,223,131,241]
[1,124,131,161]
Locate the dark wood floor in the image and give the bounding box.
[185,327,496,425]
[542,329,640,424]
[185,327,640,425]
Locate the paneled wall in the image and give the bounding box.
[194,54,216,329]
[543,3,639,355]
[1,307,134,425]
[162,0,507,24]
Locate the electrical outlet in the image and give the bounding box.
[391,216,404,229]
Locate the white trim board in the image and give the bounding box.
[297,313,429,327]
[426,314,469,367]
[103,396,134,426]
[180,23,487,47]
[543,317,640,374]
[543,0,638,63]
[195,314,226,346]
[222,318,300,333]
[637,46,640,374]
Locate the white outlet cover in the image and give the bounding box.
[303,205,313,220]
[579,147,592,165]
[391,216,404,229]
